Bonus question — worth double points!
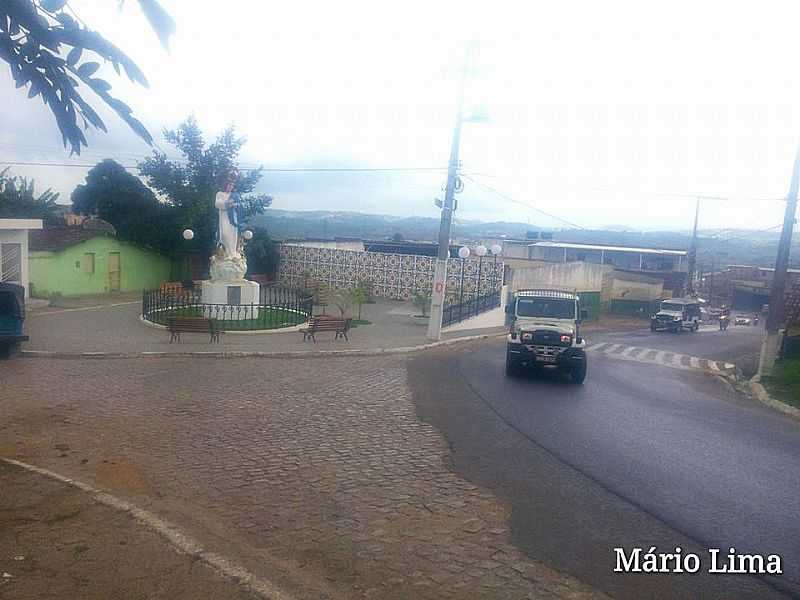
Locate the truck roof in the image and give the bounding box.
[515,289,578,300]
[661,297,700,305]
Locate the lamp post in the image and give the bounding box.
[474,245,487,306]
[457,246,470,322]
[490,244,502,296]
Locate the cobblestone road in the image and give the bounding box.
[1,356,604,599]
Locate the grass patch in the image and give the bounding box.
[155,307,306,331]
[349,319,372,328]
[762,358,800,410]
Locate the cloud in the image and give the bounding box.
[1,0,797,230]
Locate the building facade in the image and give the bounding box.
[29,229,171,297]
[0,218,44,297]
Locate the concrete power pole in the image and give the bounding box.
[685,197,700,296]
[759,145,800,375]
[427,44,474,341]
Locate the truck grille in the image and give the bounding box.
[532,345,564,357]
[531,330,570,346]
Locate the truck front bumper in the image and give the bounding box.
[507,342,585,369]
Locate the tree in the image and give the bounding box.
[391,232,405,242]
[0,167,59,220]
[137,116,273,261]
[0,0,174,154]
[71,158,178,253]
[244,226,279,277]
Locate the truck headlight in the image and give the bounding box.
[521,332,533,341]
[673,316,681,321]
[560,334,572,344]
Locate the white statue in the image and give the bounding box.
[209,171,247,281]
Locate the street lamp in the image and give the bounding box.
[457,246,470,321]
[474,245,487,304]
[490,244,502,295]
[182,229,194,240]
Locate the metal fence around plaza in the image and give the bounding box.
[141,286,313,331]
[442,289,501,328]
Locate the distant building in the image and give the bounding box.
[0,218,44,297]
[701,264,800,311]
[526,241,687,271]
[283,238,463,257]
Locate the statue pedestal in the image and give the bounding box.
[200,279,260,320]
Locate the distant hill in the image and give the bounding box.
[249,209,798,270]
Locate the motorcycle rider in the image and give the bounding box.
[719,305,730,331]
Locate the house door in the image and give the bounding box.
[108,252,121,291]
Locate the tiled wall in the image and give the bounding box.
[278,245,503,301]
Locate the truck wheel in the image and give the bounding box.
[505,351,521,377]
[570,357,587,384]
[650,322,657,332]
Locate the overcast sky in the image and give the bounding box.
[2,0,800,232]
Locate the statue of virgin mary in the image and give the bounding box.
[209,172,247,281]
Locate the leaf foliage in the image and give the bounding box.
[0,0,174,154]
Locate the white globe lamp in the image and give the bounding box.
[243,229,254,240]
[475,245,487,257]
[182,229,194,241]
[458,246,471,259]
[490,244,502,256]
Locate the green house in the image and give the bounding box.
[28,220,172,298]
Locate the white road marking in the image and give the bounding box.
[28,301,140,317]
[588,343,736,378]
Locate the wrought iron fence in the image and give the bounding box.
[442,289,501,328]
[142,286,313,331]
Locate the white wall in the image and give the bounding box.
[0,229,31,295]
[506,261,613,293]
[285,240,365,252]
[609,277,663,300]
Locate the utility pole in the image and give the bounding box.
[685,197,700,296]
[427,44,474,341]
[758,144,800,375]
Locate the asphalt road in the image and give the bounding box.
[408,330,800,599]
[591,321,765,375]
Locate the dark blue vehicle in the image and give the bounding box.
[0,282,28,358]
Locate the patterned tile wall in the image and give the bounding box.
[278,245,503,301]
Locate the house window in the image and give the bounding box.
[82,253,95,274]
[0,243,22,283]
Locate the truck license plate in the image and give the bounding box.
[537,355,556,363]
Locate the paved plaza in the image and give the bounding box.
[23,296,505,354]
[1,354,604,599]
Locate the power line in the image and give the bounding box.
[0,161,448,173]
[461,174,585,229]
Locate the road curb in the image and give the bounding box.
[20,332,506,360]
[749,375,800,420]
[138,315,308,335]
[0,458,296,600]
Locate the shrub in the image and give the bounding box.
[413,292,431,317]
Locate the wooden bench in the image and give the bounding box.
[300,316,351,342]
[160,281,183,295]
[167,316,220,344]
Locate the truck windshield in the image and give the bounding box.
[516,298,575,319]
[661,303,684,312]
